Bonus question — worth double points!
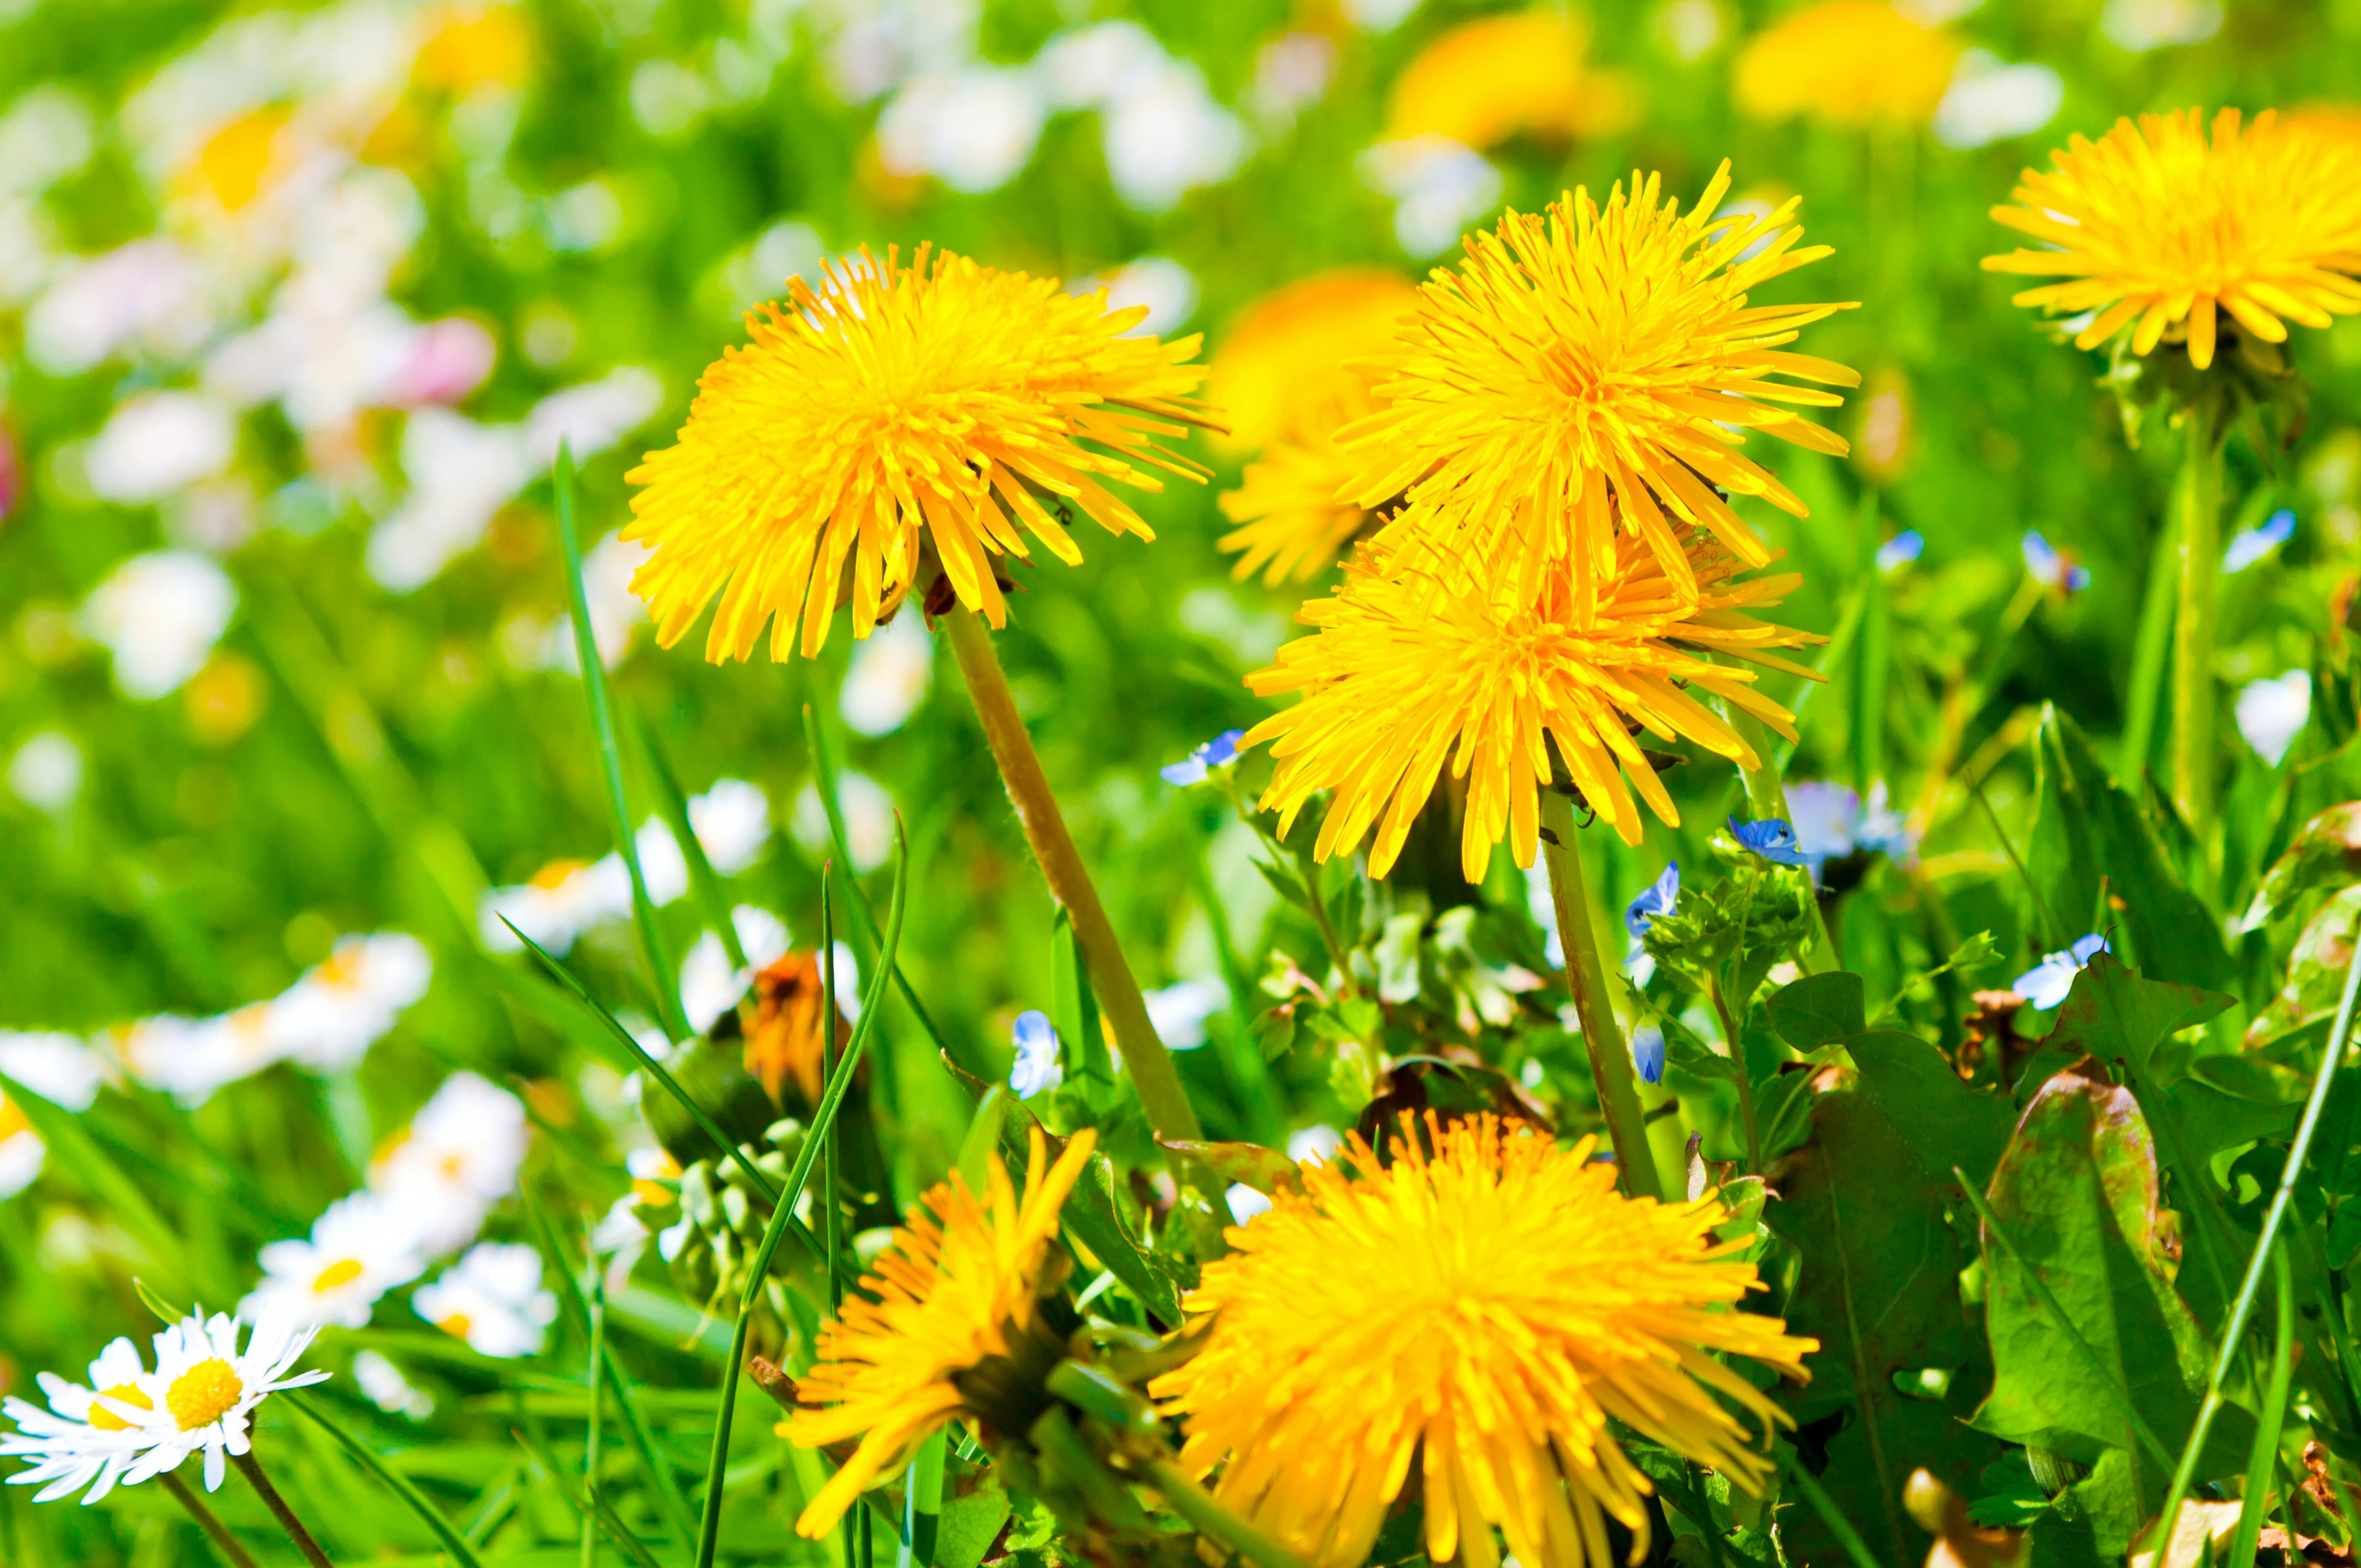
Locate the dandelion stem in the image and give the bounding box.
[941,605,1203,1141]
[2170,401,2224,837]
[1538,790,1662,1202]
[232,1450,336,1568]
[161,1470,260,1568]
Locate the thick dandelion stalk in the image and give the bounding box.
[942,606,1204,1142]
[2171,402,2225,836]
[1538,790,1662,1202]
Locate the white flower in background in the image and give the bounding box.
[1931,52,2062,148]
[688,779,772,874]
[414,1242,556,1359]
[680,906,792,1034]
[2013,933,2109,1011]
[350,1350,433,1420]
[85,391,239,505]
[0,1031,104,1112]
[1095,255,1197,337]
[118,1007,281,1108]
[2238,671,2313,766]
[1250,32,1335,123]
[519,531,655,673]
[0,194,56,306]
[481,782,770,953]
[0,88,95,196]
[525,366,663,466]
[1037,20,1165,108]
[792,769,895,873]
[1360,136,1502,257]
[1655,0,1726,61]
[7,732,83,812]
[2101,0,2221,50]
[1101,56,1247,211]
[1344,0,1421,29]
[819,0,981,101]
[113,1310,329,1493]
[0,1337,160,1503]
[877,65,1046,192]
[1287,1124,1344,1165]
[25,240,213,375]
[0,1093,44,1199]
[1225,1183,1273,1225]
[1145,976,1228,1050]
[270,932,433,1073]
[79,550,238,701]
[241,1192,428,1329]
[840,612,934,736]
[1009,1010,1062,1099]
[592,1145,682,1288]
[720,220,827,310]
[369,1072,528,1253]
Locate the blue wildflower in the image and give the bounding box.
[2223,508,2296,574]
[1160,728,1246,787]
[2023,531,2091,595]
[1727,816,1811,867]
[1009,1009,1063,1098]
[1624,863,1679,941]
[2011,933,2109,1011]
[1631,1023,1666,1086]
[1875,529,1925,574]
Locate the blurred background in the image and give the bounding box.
[6,0,2361,1437]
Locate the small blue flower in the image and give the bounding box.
[2223,508,2296,574]
[1631,1023,1666,1086]
[1009,1009,1063,1098]
[1624,862,1679,941]
[1875,529,1925,574]
[2023,531,2091,595]
[1727,816,1811,867]
[1159,728,1246,787]
[2011,932,2110,1011]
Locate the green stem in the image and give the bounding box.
[581,1268,606,1568]
[2146,928,2361,1562]
[1708,979,1762,1176]
[232,1451,335,1568]
[1779,1443,1884,1568]
[2122,504,2182,789]
[2170,404,2224,835]
[1725,704,1837,974]
[1538,791,1662,1201]
[941,606,1202,1141]
[2226,1244,2295,1568]
[162,1470,261,1568]
[1142,1460,1311,1568]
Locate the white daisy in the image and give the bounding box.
[0,1030,105,1111]
[413,1242,556,1359]
[240,1192,429,1330]
[269,932,433,1074]
[0,1095,43,1199]
[116,1005,281,1108]
[1,1337,158,1503]
[350,1350,433,1420]
[368,1072,528,1253]
[114,1311,328,1493]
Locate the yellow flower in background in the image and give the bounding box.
[1340,165,1856,603]
[787,1126,1097,1537]
[1985,108,2361,370]
[626,247,1211,661]
[1153,1115,1815,1568]
[1205,268,1418,457]
[415,4,533,93]
[1733,1,1960,127]
[178,107,292,214]
[1244,526,1818,880]
[1218,411,1376,585]
[1385,10,1641,152]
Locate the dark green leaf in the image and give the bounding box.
[2044,953,2234,1091]
[1766,972,1867,1048]
[1846,1031,2016,1193]
[2234,800,2361,932]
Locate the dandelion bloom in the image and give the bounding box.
[1340,166,1856,600]
[1733,1,1960,127]
[1218,415,1379,585]
[787,1125,1097,1537]
[1152,1115,1814,1568]
[1385,10,1639,152]
[1985,108,2361,370]
[1245,529,1818,880]
[627,246,1211,662]
[744,948,844,1104]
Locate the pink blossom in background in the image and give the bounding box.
[0,424,18,523]
[390,316,496,407]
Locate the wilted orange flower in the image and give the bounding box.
[743,950,848,1105]
[1733,1,1960,127]
[1985,108,2361,370]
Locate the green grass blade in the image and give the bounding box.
[2226,1243,2294,1568]
[696,817,909,1568]
[583,1262,607,1568]
[635,711,746,970]
[0,1072,211,1300]
[1778,1443,1884,1568]
[288,1395,485,1568]
[512,1425,669,1568]
[552,441,687,1043]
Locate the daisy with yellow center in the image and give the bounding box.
[787,1125,1097,1538]
[1152,1115,1815,1568]
[1340,165,1856,601]
[3,1337,160,1503]
[1984,108,2361,370]
[241,1191,428,1330]
[102,1311,327,1494]
[1245,527,1819,883]
[626,245,1212,662]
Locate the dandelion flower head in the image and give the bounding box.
[1152,1115,1815,1568]
[1384,10,1640,152]
[627,246,1212,663]
[1245,527,1819,882]
[787,1125,1097,1538]
[1985,108,2361,369]
[1341,165,1857,600]
[1733,2,1961,128]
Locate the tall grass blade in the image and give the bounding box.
[512,1425,668,1568]
[635,711,746,970]
[0,1071,209,1299]
[288,1395,486,1568]
[551,441,687,1043]
[2226,1243,2294,1568]
[1778,1444,1884,1568]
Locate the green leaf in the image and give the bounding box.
[1157,1139,1300,1196]
[1050,908,1113,1083]
[2044,953,2234,1091]
[1846,1031,2015,1193]
[1765,972,1866,1048]
[1968,1067,2250,1482]
[1767,1081,2001,1568]
[934,1473,1013,1568]
[2235,800,2361,932]
[958,1087,1009,1197]
[2029,706,2233,988]
[2248,885,2361,1048]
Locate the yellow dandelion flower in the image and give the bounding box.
[1984,108,2361,371]
[786,1125,1097,1537]
[1217,408,1376,586]
[1244,525,1818,882]
[1206,269,1418,457]
[1385,10,1641,153]
[1152,1115,1815,1568]
[415,4,533,93]
[626,247,1211,662]
[1340,166,1857,602]
[1732,1,1960,127]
